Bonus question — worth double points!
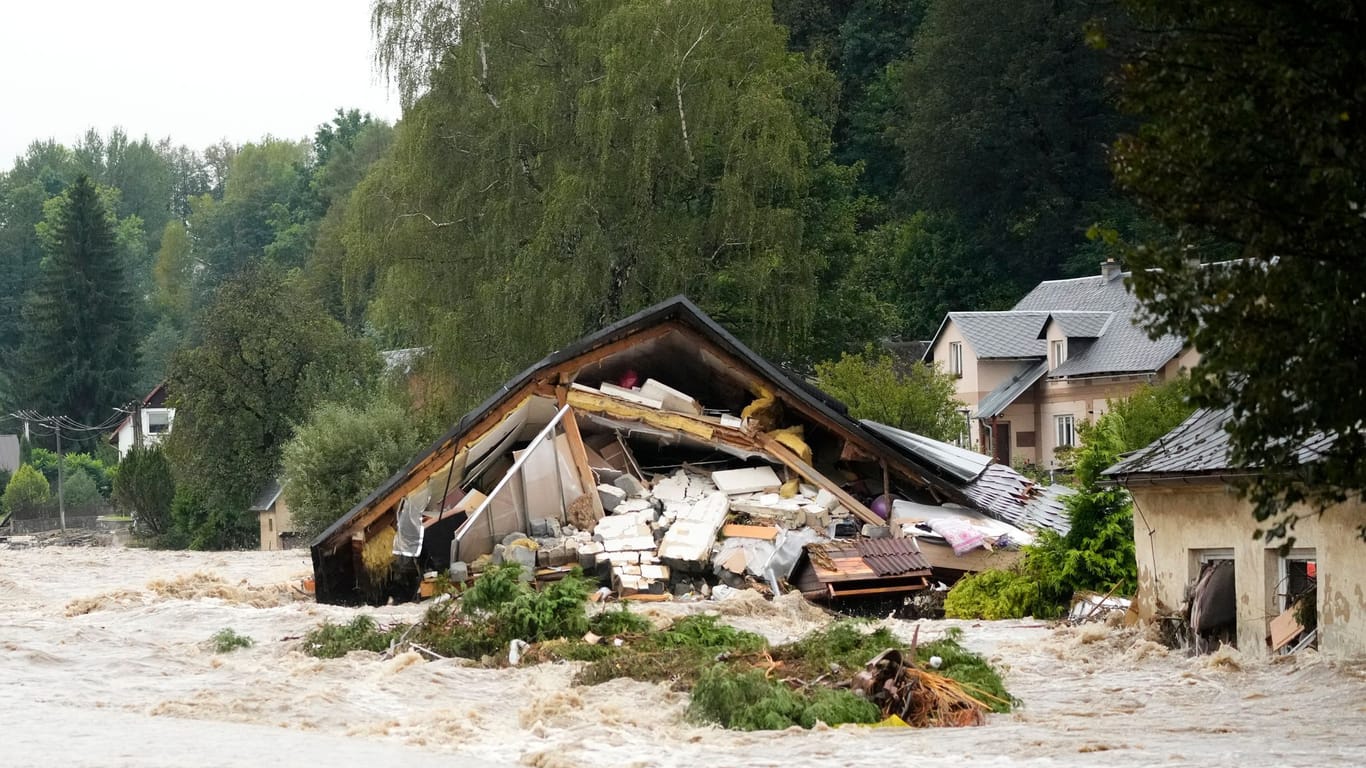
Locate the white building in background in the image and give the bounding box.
[109,383,174,458]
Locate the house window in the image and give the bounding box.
[956,408,971,447]
[1055,415,1076,448]
[1050,339,1067,370]
[949,342,963,377]
[147,410,170,434]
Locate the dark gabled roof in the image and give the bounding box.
[249,478,284,512]
[107,382,171,443]
[1104,408,1234,477]
[1103,407,1338,481]
[311,296,967,551]
[947,311,1049,359]
[1015,273,1184,378]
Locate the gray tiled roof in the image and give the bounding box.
[949,311,1049,359]
[1014,273,1185,378]
[1044,311,1113,339]
[1104,408,1233,476]
[249,478,284,512]
[1104,407,1338,478]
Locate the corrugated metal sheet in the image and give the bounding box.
[974,360,1048,419]
[861,420,989,484]
[854,537,932,576]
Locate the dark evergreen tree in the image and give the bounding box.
[17,175,139,432]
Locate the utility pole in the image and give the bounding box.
[55,422,65,531]
[132,398,143,450]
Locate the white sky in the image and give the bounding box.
[0,0,401,171]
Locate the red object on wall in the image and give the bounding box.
[618,369,640,388]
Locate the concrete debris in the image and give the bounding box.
[711,466,782,495]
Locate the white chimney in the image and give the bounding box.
[1101,257,1122,282]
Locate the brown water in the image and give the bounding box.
[2,546,1363,768]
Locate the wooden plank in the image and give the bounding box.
[560,408,606,522]
[757,435,883,526]
[720,523,780,541]
[1270,602,1305,651]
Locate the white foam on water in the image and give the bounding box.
[2,546,1364,768]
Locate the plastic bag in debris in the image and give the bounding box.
[925,518,986,555]
[767,527,826,581]
[393,484,432,557]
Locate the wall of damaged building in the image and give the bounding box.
[1130,483,1366,657]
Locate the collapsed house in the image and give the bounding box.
[310,297,1071,606]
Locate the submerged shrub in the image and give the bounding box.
[210,628,254,653]
[303,615,404,658]
[944,565,1064,620]
[462,562,528,615]
[688,665,880,730]
[498,568,594,642]
[590,605,652,637]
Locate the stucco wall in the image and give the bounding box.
[1130,483,1366,657]
[257,500,296,552]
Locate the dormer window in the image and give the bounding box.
[1050,339,1067,370]
[949,342,963,377]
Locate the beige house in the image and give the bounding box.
[1105,408,1363,657]
[252,479,297,551]
[926,259,1197,468]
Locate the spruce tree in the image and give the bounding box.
[17,175,139,431]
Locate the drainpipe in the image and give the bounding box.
[990,415,999,464]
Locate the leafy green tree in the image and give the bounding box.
[896,0,1126,293]
[814,348,962,441]
[153,220,193,321]
[1105,0,1366,543]
[356,0,856,412]
[165,265,378,548]
[16,175,140,433]
[370,0,461,109]
[3,464,51,517]
[27,449,116,498]
[62,469,101,508]
[112,445,176,536]
[282,398,426,541]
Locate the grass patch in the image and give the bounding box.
[209,628,254,653]
[302,615,405,658]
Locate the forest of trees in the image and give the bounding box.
[2,0,1357,545]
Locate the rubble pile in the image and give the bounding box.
[474,462,856,599]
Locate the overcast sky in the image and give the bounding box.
[0,0,400,171]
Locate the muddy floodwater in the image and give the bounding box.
[2,545,1364,768]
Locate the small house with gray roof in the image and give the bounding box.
[925,259,1197,468]
[1104,407,1362,657]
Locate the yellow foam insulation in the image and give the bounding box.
[362,527,397,586]
[741,386,781,431]
[766,425,813,464]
